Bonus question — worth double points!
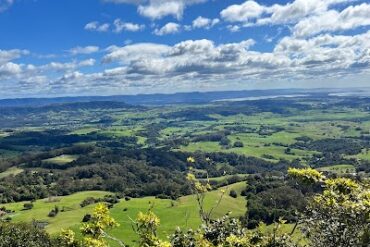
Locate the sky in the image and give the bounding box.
[0,0,370,98]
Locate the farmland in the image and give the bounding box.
[0,93,369,244]
[1,182,246,245]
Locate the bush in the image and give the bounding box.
[0,223,52,247]
[80,197,97,208]
[23,203,34,210]
[48,206,59,218]
[82,214,91,223]
[233,141,244,148]
[229,190,238,198]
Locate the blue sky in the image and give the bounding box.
[0,0,370,98]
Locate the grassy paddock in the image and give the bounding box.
[0,167,24,179]
[318,164,356,174]
[42,155,79,165]
[1,182,246,245]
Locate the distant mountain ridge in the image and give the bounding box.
[0,88,368,107]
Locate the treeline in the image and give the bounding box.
[0,159,189,203]
[241,174,307,228]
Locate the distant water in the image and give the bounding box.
[329,91,370,97]
[213,94,310,102]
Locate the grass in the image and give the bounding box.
[180,140,316,162]
[70,127,99,135]
[348,149,370,161]
[1,182,247,246]
[42,155,79,165]
[318,164,356,174]
[0,191,112,234]
[259,223,306,245]
[0,167,24,179]
[107,181,246,245]
[206,174,249,182]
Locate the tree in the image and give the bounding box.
[23,202,34,210]
[288,168,370,247]
[0,222,53,247]
[233,141,244,148]
[229,190,238,198]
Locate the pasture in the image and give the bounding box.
[1,182,247,245]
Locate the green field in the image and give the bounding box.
[0,167,24,179]
[42,155,79,165]
[1,182,246,245]
[0,191,112,233]
[318,164,356,174]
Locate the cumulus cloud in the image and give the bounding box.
[113,19,145,32]
[153,22,180,35]
[221,0,265,23]
[102,43,170,64]
[98,32,370,86]
[293,3,370,37]
[69,46,100,55]
[220,0,356,27]
[192,16,220,29]
[104,0,208,20]
[85,21,110,32]
[4,0,370,97]
[0,49,29,65]
[0,62,22,77]
[227,25,241,32]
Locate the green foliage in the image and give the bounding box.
[23,202,34,210]
[229,190,238,198]
[289,168,370,247]
[80,203,119,247]
[0,222,53,247]
[233,141,244,148]
[132,210,171,247]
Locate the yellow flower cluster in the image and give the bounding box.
[288,167,324,184]
[187,156,196,163]
[137,211,161,228]
[325,177,359,194]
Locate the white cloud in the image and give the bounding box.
[227,25,241,32]
[69,46,100,55]
[104,0,208,20]
[102,43,170,64]
[221,1,265,23]
[0,62,22,77]
[0,49,29,65]
[220,0,355,26]
[98,32,370,87]
[113,19,145,32]
[84,21,110,32]
[192,16,220,29]
[42,59,96,71]
[293,3,370,37]
[138,1,184,20]
[153,22,180,35]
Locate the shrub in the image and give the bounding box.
[82,214,91,223]
[48,206,59,218]
[0,223,52,247]
[229,190,238,198]
[23,203,34,210]
[233,141,244,148]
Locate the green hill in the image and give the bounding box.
[1,182,247,245]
